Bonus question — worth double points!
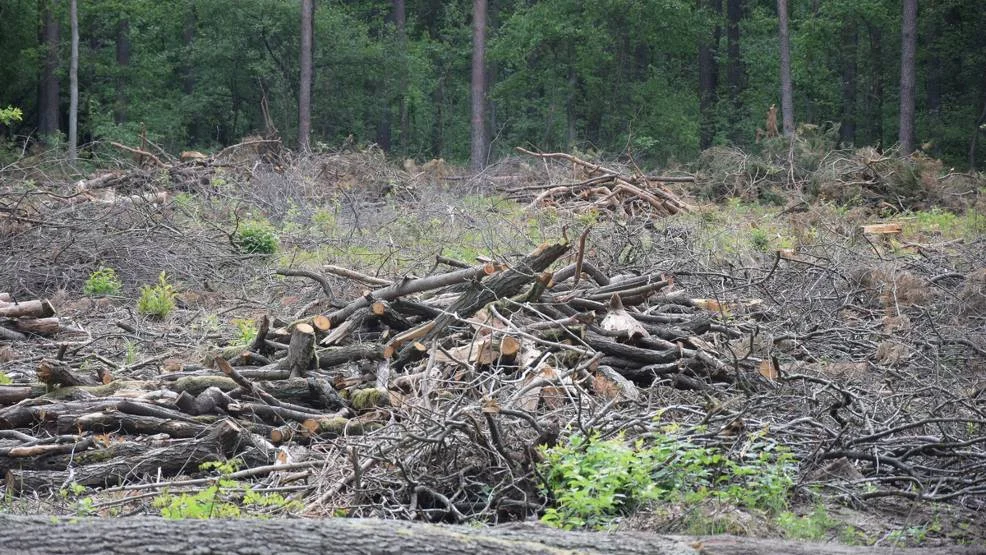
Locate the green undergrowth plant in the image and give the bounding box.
[236,220,279,254]
[539,431,796,530]
[137,272,176,319]
[83,267,122,296]
[153,460,302,519]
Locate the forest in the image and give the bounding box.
[2,1,986,554]
[1,0,985,168]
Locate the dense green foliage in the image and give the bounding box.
[539,431,795,530]
[1,0,984,167]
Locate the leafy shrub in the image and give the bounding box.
[0,105,22,126]
[236,220,279,254]
[153,460,302,519]
[539,432,796,530]
[83,267,122,296]
[137,272,176,318]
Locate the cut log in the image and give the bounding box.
[284,323,316,378]
[8,316,63,336]
[0,516,973,555]
[36,358,100,387]
[4,419,259,493]
[0,384,48,406]
[0,299,55,319]
[861,223,902,234]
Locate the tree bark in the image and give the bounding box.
[866,22,884,147]
[839,21,858,147]
[38,0,60,138]
[298,0,314,153]
[0,516,979,555]
[68,0,78,160]
[725,0,744,143]
[899,0,917,154]
[470,0,488,171]
[777,0,795,137]
[394,0,408,153]
[114,18,130,124]
[698,0,722,150]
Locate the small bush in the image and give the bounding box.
[539,432,796,530]
[236,220,279,254]
[138,272,176,318]
[83,267,122,296]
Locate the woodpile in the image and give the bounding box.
[1,240,755,494]
[0,294,76,341]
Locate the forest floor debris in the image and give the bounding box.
[1,144,985,548]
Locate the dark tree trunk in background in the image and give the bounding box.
[839,22,858,147]
[969,74,986,171]
[898,0,917,154]
[470,0,488,171]
[114,19,130,124]
[298,0,314,152]
[698,0,722,150]
[68,0,78,160]
[394,0,408,153]
[725,0,745,142]
[38,0,60,139]
[866,23,885,148]
[777,0,795,137]
[925,19,942,157]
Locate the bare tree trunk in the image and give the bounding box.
[866,22,884,147]
[698,0,722,150]
[470,0,488,171]
[298,0,314,153]
[68,0,78,161]
[114,19,130,124]
[839,21,858,147]
[898,0,917,154]
[724,0,746,143]
[395,0,408,153]
[777,0,795,137]
[0,516,978,555]
[38,0,60,139]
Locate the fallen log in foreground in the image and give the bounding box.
[0,516,978,555]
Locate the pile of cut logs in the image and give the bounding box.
[0,293,68,341]
[1,241,759,494]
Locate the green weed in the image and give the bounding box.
[83,267,122,296]
[236,220,279,254]
[153,460,302,519]
[539,432,796,530]
[137,272,177,319]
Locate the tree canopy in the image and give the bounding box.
[1,0,984,168]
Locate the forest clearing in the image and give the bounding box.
[1,137,985,553]
[2,0,986,552]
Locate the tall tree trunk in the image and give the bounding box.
[725,0,745,143]
[698,0,722,150]
[777,0,795,137]
[68,0,78,160]
[969,73,986,171]
[394,0,408,154]
[925,19,942,157]
[470,0,488,171]
[866,22,884,148]
[38,0,60,139]
[839,21,858,147]
[898,0,917,154]
[114,19,130,124]
[298,0,314,153]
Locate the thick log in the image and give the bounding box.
[0,384,47,406]
[254,377,344,410]
[284,323,316,378]
[0,516,976,555]
[0,326,27,341]
[412,242,569,352]
[9,316,62,336]
[4,419,259,493]
[317,343,385,368]
[37,358,100,387]
[325,263,499,326]
[56,411,206,438]
[0,299,55,319]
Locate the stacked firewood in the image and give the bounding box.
[0,293,74,341]
[1,241,756,495]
